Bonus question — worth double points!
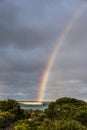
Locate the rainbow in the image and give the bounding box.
[37,3,87,101]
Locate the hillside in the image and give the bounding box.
[0,97,87,130]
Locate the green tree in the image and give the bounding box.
[0,111,15,128]
[56,120,87,130]
[14,119,38,130]
[14,120,30,130]
[0,99,26,121]
[56,97,87,107]
[45,97,87,121]
[75,108,87,127]
[37,118,55,130]
[0,99,20,111]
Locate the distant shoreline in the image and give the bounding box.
[18,101,50,106]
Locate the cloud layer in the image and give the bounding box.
[0,0,87,101]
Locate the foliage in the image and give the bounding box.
[14,119,39,130]
[0,99,28,121]
[37,119,87,130]
[56,97,87,106]
[45,97,87,120]
[0,99,20,111]
[1,97,87,129]
[75,107,87,126]
[0,111,15,128]
[14,120,30,130]
[55,120,87,130]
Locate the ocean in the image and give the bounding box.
[21,104,48,111]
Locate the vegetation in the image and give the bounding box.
[0,97,87,129]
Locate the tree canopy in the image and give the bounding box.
[1,97,87,130]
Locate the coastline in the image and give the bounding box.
[18,101,43,106]
[18,101,50,106]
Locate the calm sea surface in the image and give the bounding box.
[21,104,48,111]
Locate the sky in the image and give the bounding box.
[0,0,87,101]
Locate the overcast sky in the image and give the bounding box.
[0,0,87,101]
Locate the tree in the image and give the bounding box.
[0,99,20,112]
[56,97,87,107]
[37,118,54,130]
[14,119,38,130]
[45,97,87,120]
[55,120,87,130]
[0,111,15,128]
[75,108,87,127]
[0,99,26,121]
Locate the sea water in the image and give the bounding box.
[21,104,48,111]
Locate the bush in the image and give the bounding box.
[0,111,15,128]
[56,120,87,130]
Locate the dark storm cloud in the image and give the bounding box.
[0,46,47,73]
[0,0,87,101]
[0,0,76,73]
[0,0,82,49]
[0,0,57,49]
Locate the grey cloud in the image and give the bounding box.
[0,0,87,101]
[0,46,48,73]
[0,0,82,49]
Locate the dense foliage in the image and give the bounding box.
[1,97,87,129]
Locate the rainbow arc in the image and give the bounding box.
[37,3,87,101]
